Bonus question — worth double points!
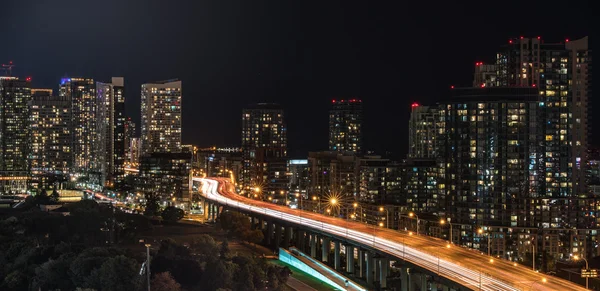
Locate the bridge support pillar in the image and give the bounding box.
[401,267,409,291]
[250,216,256,229]
[334,241,341,271]
[431,282,438,291]
[379,257,388,288]
[283,226,292,249]
[375,258,380,283]
[296,230,305,251]
[420,273,427,291]
[321,237,330,262]
[358,249,365,278]
[366,252,374,285]
[346,245,354,274]
[203,201,209,220]
[265,222,273,246]
[274,224,282,249]
[441,285,448,291]
[310,234,317,258]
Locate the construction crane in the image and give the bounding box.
[2,61,14,76]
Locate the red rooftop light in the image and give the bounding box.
[509,40,513,44]
[450,85,455,89]
[565,38,569,42]
[332,99,336,103]
[520,36,524,39]
[411,102,420,108]
[537,36,541,40]
[26,77,31,81]
[532,84,536,87]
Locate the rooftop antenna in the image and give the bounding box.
[1,61,14,76]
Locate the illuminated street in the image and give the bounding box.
[197,177,588,291]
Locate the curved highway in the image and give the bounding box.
[195,177,587,291]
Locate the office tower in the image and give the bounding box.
[124,117,136,165]
[140,79,182,155]
[241,103,287,200]
[0,77,31,193]
[96,77,125,187]
[30,90,72,190]
[329,99,363,154]
[473,62,498,87]
[408,103,443,159]
[60,78,96,178]
[138,152,191,202]
[443,87,542,239]
[497,37,591,202]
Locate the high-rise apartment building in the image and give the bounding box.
[96,77,125,186]
[496,37,591,202]
[241,103,287,200]
[329,99,363,154]
[140,79,182,155]
[124,117,136,165]
[60,78,96,178]
[408,104,443,159]
[442,87,543,237]
[473,62,498,87]
[30,89,71,189]
[0,77,31,193]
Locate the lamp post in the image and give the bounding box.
[409,212,419,235]
[330,198,338,216]
[440,218,453,244]
[312,196,321,213]
[280,190,287,206]
[478,228,491,257]
[295,193,303,210]
[573,255,589,289]
[379,207,389,228]
[145,244,151,291]
[353,202,363,222]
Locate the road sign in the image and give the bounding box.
[581,269,598,278]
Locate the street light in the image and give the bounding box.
[353,202,363,222]
[530,277,547,290]
[440,218,453,244]
[478,228,491,257]
[409,212,419,235]
[573,255,589,289]
[144,244,151,291]
[379,207,389,228]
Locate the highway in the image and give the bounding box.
[196,177,587,291]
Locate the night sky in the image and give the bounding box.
[1,1,591,158]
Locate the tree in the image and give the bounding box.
[235,264,255,291]
[144,192,160,216]
[51,189,60,202]
[190,235,219,262]
[1,270,28,291]
[243,230,264,247]
[152,272,182,291]
[33,253,75,291]
[35,189,51,205]
[161,206,185,222]
[88,255,142,291]
[69,247,124,288]
[202,260,233,290]
[220,239,230,259]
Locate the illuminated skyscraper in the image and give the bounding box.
[443,87,543,243]
[329,99,362,154]
[96,77,125,186]
[241,103,287,200]
[408,103,443,159]
[140,79,182,155]
[30,89,71,189]
[496,36,591,202]
[0,76,31,193]
[124,117,136,165]
[60,77,96,178]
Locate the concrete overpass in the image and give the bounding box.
[194,177,587,291]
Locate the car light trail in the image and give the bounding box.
[196,177,586,291]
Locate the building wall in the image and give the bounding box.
[141,80,182,155]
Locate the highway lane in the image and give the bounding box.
[196,177,587,291]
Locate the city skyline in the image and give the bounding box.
[0,0,591,158]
